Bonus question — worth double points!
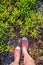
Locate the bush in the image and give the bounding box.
[20,11,43,37]
[0,42,10,53]
[0,21,9,41]
[0,4,9,21]
[16,0,36,17]
[0,0,6,4]
[8,7,20,24]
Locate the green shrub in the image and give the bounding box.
[11,0,19,2]
[0,4,9,21]
[8,27,15,38]
[36,13,43,25]
[0,42,10,53]
[8,7,20,24]
[0,21,9,41]
[16,0,36,17]
[16,19,23,26]
[20,11,43,37]
[0,0,6,4]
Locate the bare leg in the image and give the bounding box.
[10,57,19,65]
[22,47,35,65]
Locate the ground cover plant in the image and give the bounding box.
[0,0,43,65]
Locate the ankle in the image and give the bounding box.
[15,57,20,63]
[22,47,28,55]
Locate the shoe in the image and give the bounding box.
[22,37,29,49]
[13,46,21,58]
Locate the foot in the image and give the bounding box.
[13,46,21,63]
